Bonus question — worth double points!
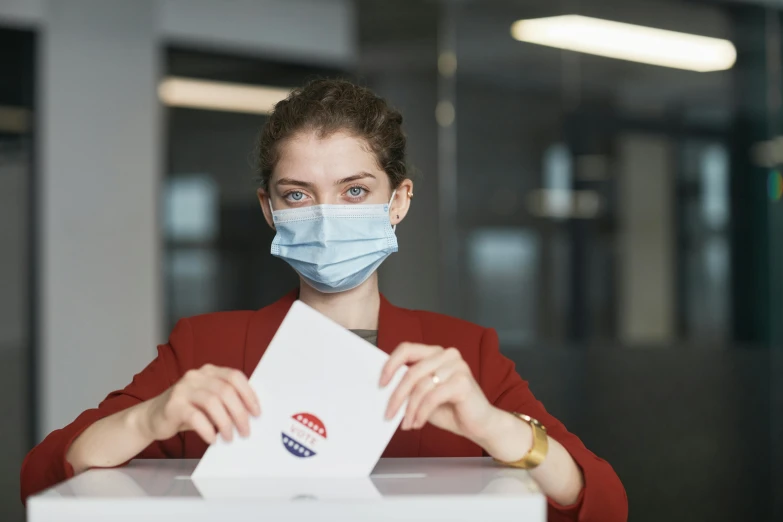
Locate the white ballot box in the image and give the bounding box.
[28,458,546,522]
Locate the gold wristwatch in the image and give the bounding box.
[493,412,549,470]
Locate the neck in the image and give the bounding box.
[297,274,381,330]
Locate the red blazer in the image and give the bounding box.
[21,291,627,521]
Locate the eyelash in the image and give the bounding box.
[344,184,369,200]
[283,190,310,203]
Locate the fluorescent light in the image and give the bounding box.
[158,77,291,115]
[511,15,736,72]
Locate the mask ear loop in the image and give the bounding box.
[389,191,397,232]
[267,194,279,230]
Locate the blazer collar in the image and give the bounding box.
[377,293,424,354]
[244,289,297,373]
[244,288,424,372]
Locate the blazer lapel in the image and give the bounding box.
[243,289,298,374]
[378,294,424,457]
[377,294,424,353]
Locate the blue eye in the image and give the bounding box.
[288,191,304,201]
[348,186,365,197]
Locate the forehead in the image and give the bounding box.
[273,131,383,181]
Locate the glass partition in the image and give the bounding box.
[437,1,780,520]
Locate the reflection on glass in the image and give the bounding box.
[166,249,219,319]
[543,143,572,192]
[700,144,730,230]
[682,141,731,343]
[467,229,539,345]
[164,175,218,242]
[542,143,573,220]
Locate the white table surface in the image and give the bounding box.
[27,457,545,522]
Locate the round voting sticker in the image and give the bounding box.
[281,412,327,458]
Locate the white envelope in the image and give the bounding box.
[192,300,407,478]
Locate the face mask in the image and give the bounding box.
[269,192,398,293]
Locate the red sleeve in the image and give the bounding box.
[478,328,628,522]
[20,318,196,504]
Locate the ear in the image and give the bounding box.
[390,179,414,226]
[257,188,276,230]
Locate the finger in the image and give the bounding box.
[183,407,217,445]
[386,348,458,420]
[380,343,443,388]
[205,379,251,438]
[401,359,462,429]
[215,368,261,418]
[192,389,235,442]
[413,373,471,429]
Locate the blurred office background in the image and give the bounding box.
[1,0,781,520]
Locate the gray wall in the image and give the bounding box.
[159,0,355,66]
[39,0,162,437]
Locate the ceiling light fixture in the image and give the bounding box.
[511,15,736,72]
[158,77,291,115]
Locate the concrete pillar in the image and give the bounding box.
[39,0,161,438]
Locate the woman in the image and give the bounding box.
[21,79,627,521]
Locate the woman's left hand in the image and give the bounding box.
[380,343,497,445]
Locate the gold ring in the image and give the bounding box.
[431,373,441,386]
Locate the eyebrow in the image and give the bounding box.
[276,178,314,189]
[276,172,376,188]
[335,172,376,185]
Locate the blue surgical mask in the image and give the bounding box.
[270,193,398,293]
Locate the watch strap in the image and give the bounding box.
[493,412,549,470]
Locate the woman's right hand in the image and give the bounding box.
[141,364,260,444]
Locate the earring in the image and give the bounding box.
[407,191,414,198]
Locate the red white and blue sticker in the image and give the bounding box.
[281,412,327,459]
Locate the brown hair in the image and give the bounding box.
[257,79,407,190]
